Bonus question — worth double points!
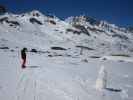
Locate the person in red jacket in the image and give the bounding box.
[21,48,27,68]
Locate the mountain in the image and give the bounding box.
[0,10,133,57]
[66,15,133,55]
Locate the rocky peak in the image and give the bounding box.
[66,15,100,26]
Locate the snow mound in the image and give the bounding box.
[95,65,107,91]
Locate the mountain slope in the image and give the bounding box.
[0,11,133,57]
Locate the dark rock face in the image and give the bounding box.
[32,12,40,17]
[112,34,128,40]
[49,20,56,25]
[0,5,7,14]
[51,47,67,50]
[0,47,9,49]
[76,45,94,50]
[0,17,20,27]
[73,24,90,36]
[29,18,43,25]
[0,17,8,23]
[6,20,20,26]
[83,16,100,26]
[66,24,90,36]
[72,16,100,26]
[87,27,105,33]
[66,28,81,35]
[30,49,38,53]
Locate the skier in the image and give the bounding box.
[21,48,27,69]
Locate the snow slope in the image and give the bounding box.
[0,10,133,100]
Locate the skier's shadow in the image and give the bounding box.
[27,66,40,68]
[105,87,122,92]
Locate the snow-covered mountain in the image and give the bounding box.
[0,10,133,57]
[66,15,133,55]
[0,10,133,100]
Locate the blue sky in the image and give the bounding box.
[0,0,132,27]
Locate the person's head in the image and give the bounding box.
[23,47,27,51]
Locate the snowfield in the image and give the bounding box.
[0,50,133,100]
[0,10,133,100]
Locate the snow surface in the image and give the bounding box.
[0,11,133,100]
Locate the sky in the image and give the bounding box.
[0,0,132,27]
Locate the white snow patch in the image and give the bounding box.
[95,65,107,91]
